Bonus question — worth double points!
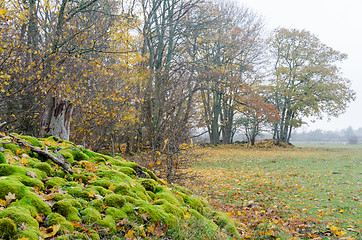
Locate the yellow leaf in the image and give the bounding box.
[336,230,346,237]
[147,224,155,233]
[156,160,161,165]
[125,229,135,240]
[0,199,6,206]
[36,213,45,223]
[89,190,96,197]
[184,212,191,220]
[0,9,8,16]
[41,225,60,238]
[108,184,116,191]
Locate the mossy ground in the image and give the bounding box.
[0,134,240,239]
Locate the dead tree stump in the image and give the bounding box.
[40,97,74,141]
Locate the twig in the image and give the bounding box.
[9,134,73,174]
[0,122,6,129]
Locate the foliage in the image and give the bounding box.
[268,28,355,144]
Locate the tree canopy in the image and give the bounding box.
[268,28,355,143]
[0,1,356,175]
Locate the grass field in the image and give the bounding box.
[183,144,362,239]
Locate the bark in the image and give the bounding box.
[40,97,74,140]
[9,134,73,174]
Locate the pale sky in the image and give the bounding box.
[238,0,362,131]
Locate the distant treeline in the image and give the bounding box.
[290,127,362,144]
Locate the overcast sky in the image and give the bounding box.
[238,0,362,131]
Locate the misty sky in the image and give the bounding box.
[239,0,362,131]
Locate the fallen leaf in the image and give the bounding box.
[21,222,27,231]
[27,171,38,178]
[5,192,16,205]
[140,212,149,221]
[36,213,45,223]
[41,224,60,238]
[108,184,116,191]
[124,229,135,240]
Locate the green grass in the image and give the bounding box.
[184,145,362,239]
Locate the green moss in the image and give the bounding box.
[53,193,73,202]
[174,185,193,195]
[81,148,96,158]
[13,192,51,215]
[145,169,159,182]
[124,196,137,204]
[152,199,185,218]
[73,172,96,183]
[0,164,45,178]
[181,194,205,214]
[58,149,74,164]
[74,190,94,200]
[89,179,111,188]
[105,207,128,220]
[96,170,133,183]
[0,177,28,199]
[140,179,156,192]
[72,149,89,161]
[91,156,106,164]
[64,185,83,197]
[147,191,155,200]
[131,181,151,201]
[45,177,67,188]
[18,135,45,148]
[190,209,219,231]
[18,230,41,240]
[118,167,136,178]
[52,199,81,222]
[47,213,74,233]
[88,199,104,212]
[0,217,17,239]
[86,185,112,196]
[13,174,45,189]
[81,207,101,224]
[55,236,70,240]
[135,201,178,226]
[155,191,183,206]
[88,229,100,240]
[0,152,6,164]
[72,232,87,239]
[114,182,134,197]
[0,206,40,237]
[118,161,140,169]
[33,162,52,176]
[212,211,240,237]
[104,194,125,208]
[98,215,116,233]
[121,202,134,213]
[154,185,167,193]
[2,143,19,152]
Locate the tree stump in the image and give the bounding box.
[40,97,74,140]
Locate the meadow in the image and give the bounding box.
[184,144,361,239]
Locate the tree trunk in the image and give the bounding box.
[40,97,74,140]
